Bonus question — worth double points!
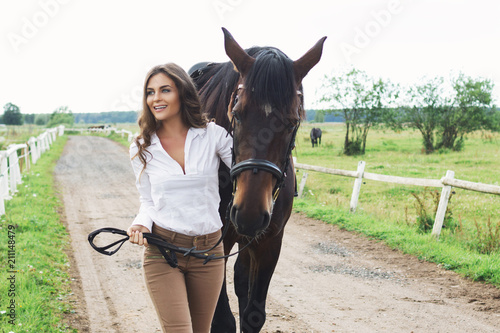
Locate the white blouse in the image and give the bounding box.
[129,122,233,236]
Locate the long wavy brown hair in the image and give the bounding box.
[133,63,208,169]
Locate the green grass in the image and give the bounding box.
[101,131,134,147]
[294,123,500,286]
[0,135,78,332]
[293,201,500,285]
[0,125,46,150]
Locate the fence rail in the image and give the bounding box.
[294,161,500,239]
[0,126,64,215]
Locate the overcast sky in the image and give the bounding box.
[1,0,499,115]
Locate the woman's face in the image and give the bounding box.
[146,73,181,123]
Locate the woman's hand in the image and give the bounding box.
[127,225,150,247]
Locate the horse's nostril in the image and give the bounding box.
[262,211,270,229]
[230,204,238,224]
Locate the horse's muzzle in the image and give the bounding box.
[230,203,271,237]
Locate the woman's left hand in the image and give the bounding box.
[127,225,150,247]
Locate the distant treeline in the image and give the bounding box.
[22,110,340,125]
[67,110,341,124]
[73,111,139,124]
[305,110,343,122]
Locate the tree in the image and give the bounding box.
[436,74,494,151]
[47,106,74,127]
[395,74,495,153]
[484,108,500,132]
[321,69,370,155]
[403,77,453,154]
[363,78,399,153]
[24,113,35,124]
[35,114,50,126]
[320,68,396,155]
[2,103,23,125]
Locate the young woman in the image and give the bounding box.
[127,63,232,332]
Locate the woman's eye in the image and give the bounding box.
[162,88,171,93]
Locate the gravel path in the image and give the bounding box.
[55,136,500,332]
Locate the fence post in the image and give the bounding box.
[42,133,49,153]
[23,145,30,173]
[38,133,44,155]
[48,130,53,147]
[350,161,366,213]
[298,172,308,198]
[8,148,22,195]
[432,170,455,239]
[29,137,38,164]
[36,137,41,162]
[0,153,9,214]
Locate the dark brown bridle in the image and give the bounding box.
[227,84,302,212]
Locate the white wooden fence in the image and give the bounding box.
[294,161,500,239]
[0,125,65,215]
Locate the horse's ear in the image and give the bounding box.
[293,36,327,84]
[222,27,255,76]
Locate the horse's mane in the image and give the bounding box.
[195,62,239,131]
[193,46,303,132]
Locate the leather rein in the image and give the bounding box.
[88,224,253,268]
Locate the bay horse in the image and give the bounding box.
[190,28,326,333]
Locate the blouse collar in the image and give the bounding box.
[151,126,207,145]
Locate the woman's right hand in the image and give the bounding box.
[127,225,150,247]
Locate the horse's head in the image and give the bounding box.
[222,28,326,237]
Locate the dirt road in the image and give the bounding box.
[55,136,500,332]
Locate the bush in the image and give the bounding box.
[411,189,455,234]
[343,138,363,155]
[470,217,500,254]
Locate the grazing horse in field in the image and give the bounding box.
[190,28,325,333]
[310,127,322,147]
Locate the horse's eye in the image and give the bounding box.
[288,121,299,133]
[232,111,241,123]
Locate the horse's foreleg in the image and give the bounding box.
[239,235,284,333]
[234,245,251,321]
